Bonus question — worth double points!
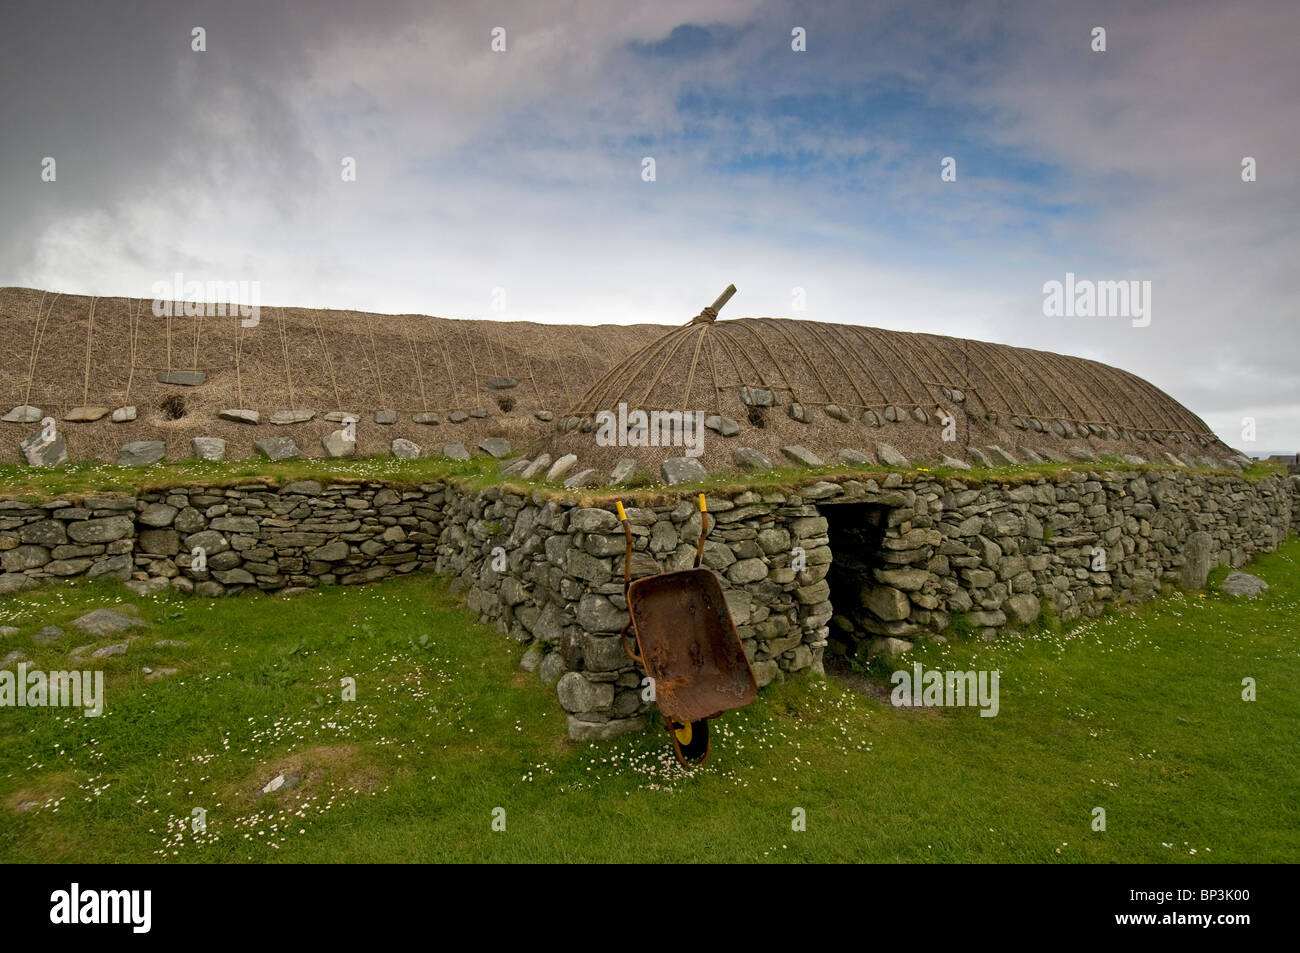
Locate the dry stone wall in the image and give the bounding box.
[0,468,1292,739]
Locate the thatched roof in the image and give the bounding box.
[568,316,1210,432]
[539,314,1228,472]
[0,287,662,463]
[0,286,1230,473]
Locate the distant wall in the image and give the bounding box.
[1,468,1293,739]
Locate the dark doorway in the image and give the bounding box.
[821,501,890,660]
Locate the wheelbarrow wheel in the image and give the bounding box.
[669,718,710,765]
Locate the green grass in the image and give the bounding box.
[0,452,1275,506]
[1,538,1296,863]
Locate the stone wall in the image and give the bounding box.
[0,467,1293,739]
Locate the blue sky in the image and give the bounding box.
[1,0,1297,449]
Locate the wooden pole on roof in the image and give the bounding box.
[691,284,737,324]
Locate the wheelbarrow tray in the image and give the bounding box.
[627,567,758,725]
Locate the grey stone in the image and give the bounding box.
[521,454,552,479]
[862,585,909,621]
[825,404,851,422]
[609,458,637,485]
[570,508,621,534]
[191,437,226,461]
[156,370,206,387]
[91,643,129,659]
[321,430,356,458]
[567,715,646,741]
[1220,571,1268,598]
[20,428,67,467]
[577,594,626,634]
[68,516,133,543]
[478,437,511,458]
[2,546,51,571]
[520,644,543,672]
[411,412,441,425]
[448,411,469,423]
[556,672,614,712]
[875,443,909,467]
[781,445,825,467]
[138,503,178,527]
[564,469,600,488]
[875,568,929,591]
[255,436,301,461]
[1005,593,1041,626]
[836,449,871,466]
[72,609,147,636]
[110,406,137,423]
[311,541,349,562]
[33,625,64,644]
[727,558,768,584]
[374,410,397,425]
[117,441,166,466]
[64,406,111,422]
[661,456,708,485]
[861,410,881,427]
[787,402,812,423]
[538,652,565,685]
[391,438,421,459]
[535,410,554,422]
[219,408,261,425]
[442,442,471,461]
[270,409,315,425]
[546,454,578,481]
[868,637,913,660]
[1182,531,1213,590]
[280,480,322,496]
[733,447,773,472]
[0,573,39,595]
[940,454,971,470]
[487,377,518,390]
[986,445,1018,466]
[137,529,180,556]
[19,519,66,546]
[704,415,740,437]
[209,516,258,534]
[125,578,171,596]
[469,408,488,419]
[738,386,774,407]
[566,549,611,585]
[3,405,41,423]
[90,554,135,578]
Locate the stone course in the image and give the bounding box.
[0,467,1291,740]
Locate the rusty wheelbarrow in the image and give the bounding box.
[615,494,758,766]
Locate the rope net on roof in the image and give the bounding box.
[566,316,1214,438]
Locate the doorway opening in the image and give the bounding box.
[821,501,892,661]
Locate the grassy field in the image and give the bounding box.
[0,453,1274,506]
[1,538,1295,863]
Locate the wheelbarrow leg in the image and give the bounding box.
[668,718,710,765]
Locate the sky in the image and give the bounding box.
[1,0,1296,452]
